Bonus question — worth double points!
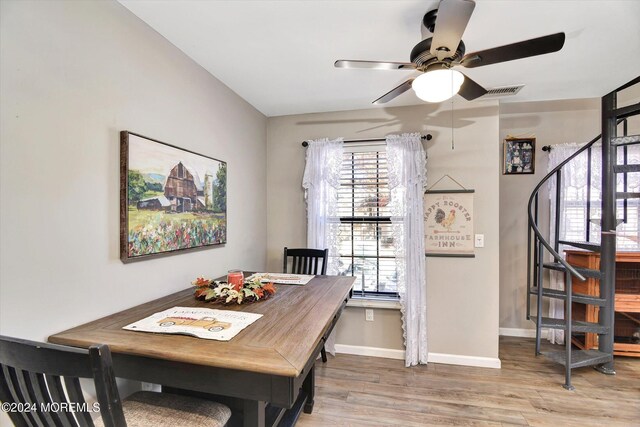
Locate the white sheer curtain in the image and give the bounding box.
[302,137,344,354]
[547,142,640,344]
[386,133,428,366]
[547,143,581,344]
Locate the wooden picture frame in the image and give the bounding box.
[503,137,535,174]
[120,131,227,263]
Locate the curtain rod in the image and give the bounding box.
[301,134,432,147]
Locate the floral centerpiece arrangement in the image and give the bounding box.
[192,276,276,305]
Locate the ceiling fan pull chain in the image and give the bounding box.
[451,77,455,150]
[451,111,454,150]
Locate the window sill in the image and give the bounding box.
[347,297,402,310]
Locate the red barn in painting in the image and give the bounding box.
[164,162,198,212]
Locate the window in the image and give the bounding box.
[559,146,639,251]
[336,146,399,299]
[563,196,640,251]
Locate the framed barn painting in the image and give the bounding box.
[120,131,227,263]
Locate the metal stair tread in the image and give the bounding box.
[558,240,601,252]
[541,350,613,369]
[589,218,625,226]
[542,262,602,279]
[611,134,640,146]
[529,287,606,306]
[617,192,640,199]
[613,164,640,173]
[530,316,609,334]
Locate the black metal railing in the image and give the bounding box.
[526,117,632,320]
[525,76,639,389]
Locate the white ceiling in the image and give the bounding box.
[119,0,640,117]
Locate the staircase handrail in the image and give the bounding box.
[527,133,603,281]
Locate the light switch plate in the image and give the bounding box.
[475,234,485,248]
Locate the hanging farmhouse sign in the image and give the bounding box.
[423,190,475,257]
[120,131,227,263]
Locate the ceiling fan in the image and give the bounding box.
[335,0,565,104]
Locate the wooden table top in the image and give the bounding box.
[49,275,354,378]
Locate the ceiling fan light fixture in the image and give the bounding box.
[412,69,464,103]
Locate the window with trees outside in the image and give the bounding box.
[336,145,399,299]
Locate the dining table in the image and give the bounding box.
[48,273,354,427]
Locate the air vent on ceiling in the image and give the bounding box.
[481,84,525,98]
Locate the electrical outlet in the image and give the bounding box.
[365,309,374,322]
[474,234,485,248]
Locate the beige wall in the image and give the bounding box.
[267,100,501,359]
[336,308,405,350]
[0,0,267,343]
[498,98,601,331]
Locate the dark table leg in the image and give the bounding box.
[302,365,315,414]
[244,399,266,427]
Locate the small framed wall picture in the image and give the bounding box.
[503,137,535,174]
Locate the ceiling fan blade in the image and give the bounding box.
[335,60,416,70]
[460,32,565,68]
[373,79,415,104]
[430,0,476,61]
[458,73,487,100]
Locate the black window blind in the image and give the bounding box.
[336,149,399,298]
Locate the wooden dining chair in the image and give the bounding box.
[0,335,231,427]
[282,247,328,276]
[283,247,330,362]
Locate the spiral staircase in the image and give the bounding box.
[526,76,640,390]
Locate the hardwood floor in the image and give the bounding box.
[298,337,640,426]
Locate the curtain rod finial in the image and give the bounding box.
[542,145,552,152]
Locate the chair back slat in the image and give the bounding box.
[33,373,53,406]
[46,374,79,427]
[0,365,32,427]
[44,375,65,405]
[27,371,61,427]
[283,247,329,275]
[32,372,66,427]
[63,377,94,427]
[17,368,49,426]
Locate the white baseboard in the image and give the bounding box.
[427,352,501,369]
[334,344,405,360]
[499,327,549,339]
[334,344,501,369]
